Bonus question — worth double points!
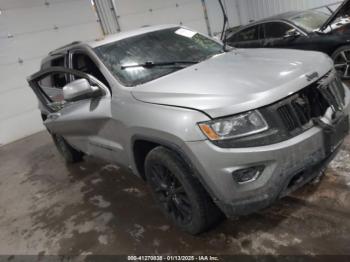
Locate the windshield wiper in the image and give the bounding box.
[120,61,199,70]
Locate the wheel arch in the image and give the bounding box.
[131,135,194,181]
[331,43,350,58]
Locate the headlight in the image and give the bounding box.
[198,110,268,141]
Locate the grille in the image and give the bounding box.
[277,72,346,133]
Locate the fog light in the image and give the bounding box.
[232,166,264,184]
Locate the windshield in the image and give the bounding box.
[94,27,223,86]
[290,11,330,31]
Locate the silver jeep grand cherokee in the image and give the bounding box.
[28,25,350,234]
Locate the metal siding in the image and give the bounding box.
[94,0,121,34]
[95,0,343,36]
[206,0,242,36]
[237,0,343,24]
[95,0,208,34]
[95,0,244,36]
[0,0,102,146]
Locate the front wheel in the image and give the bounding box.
[332,45,350,79]
[145,147,224,235]
[51,134,84,164]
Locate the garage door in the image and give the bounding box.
[94,0,210,35]
[0,0,102,146]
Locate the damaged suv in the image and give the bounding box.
[28,25,350,234]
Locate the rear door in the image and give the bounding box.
[227,24,264,48]
[27,67,115,162]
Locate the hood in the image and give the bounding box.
[320,0,350,31]
[131,49,333,118]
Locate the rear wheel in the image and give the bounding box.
[51,134,84,164]
[145,146,224,235]
[332,46,350,79]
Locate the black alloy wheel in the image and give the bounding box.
[149,163,193,224]
[333,46,350,79]
[145,146,224,235]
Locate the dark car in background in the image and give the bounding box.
[226,0,350,79]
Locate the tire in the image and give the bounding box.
[145,146,224,235]
[331,45,350,80]
[51,134,84,164]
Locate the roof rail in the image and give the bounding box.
[49,41,82,55]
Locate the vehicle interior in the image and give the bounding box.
[71,52,110,88]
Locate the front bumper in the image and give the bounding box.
[185,116,349,217]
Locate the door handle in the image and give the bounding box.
[47,113,61,120]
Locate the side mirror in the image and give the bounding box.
[63,79,101,102]
[284,29,301,39]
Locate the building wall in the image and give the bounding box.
[114,0,208,33]
[0,0,102,146]
[205,0,242,35]
[93,0,213,35]
[95,0,344,38]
